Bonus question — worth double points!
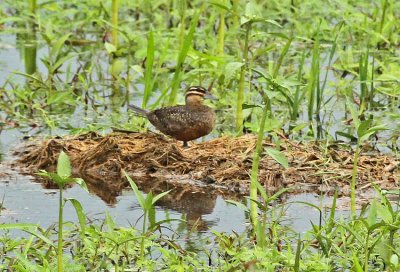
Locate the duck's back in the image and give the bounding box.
[147,105,215,142]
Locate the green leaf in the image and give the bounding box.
[252,177,269,203]
[224,62,244,81]
[105,211,115,231]
[294,235,301,272]
[74,178,88,193]
[367,199,378,226]
[169,7,202,104]
[47,91,73,105]
[352,253,363,272]
[266,148,288,169]
[240,3,281,27]
[356,119,372,138]
[390,254,399,266]
[0,224,54,246]
[375,202,393,224]
[144,192,154,210]
[255,18,282,27]
[57,151,72,178]
[263,118,283,132]
[50,33,71,60]
[51,53,77,74]
[263,187,289,204]
[104,42,117,54]
[225,200,249,212]
[124,171,146,209]
[67,198,86,234]
[111,59,125,78]
[242,103,261,110]
[131,64,144,77]
[0,223,38,230]
[152,190,171,205]
[209,0,231,11]
[244,2,260,19]
[38,171,64,186]
[12,72,48,88]
[336,131,357,142]
[359,125,387,143]
[252,68,271,81]
[143,31,155,108]
[148,203,156,227]
[15,253,41,271]
[346,98,360,129]
[291,122,308,133]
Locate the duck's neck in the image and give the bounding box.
[185,95,204,107]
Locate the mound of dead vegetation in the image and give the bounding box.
[13,131,399,204]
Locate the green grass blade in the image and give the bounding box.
[142,31,155,108]
[168,7,202,105]
[66,198,86,234]
[0,224,54,246]
[50,33,71,61]
[152,190,171,205]
[124,170,146,209]
[273,37,292,78]
[294,234,301,272]
[308,36,320,120]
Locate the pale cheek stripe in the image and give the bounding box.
[185,92,205,97]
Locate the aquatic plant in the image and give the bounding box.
[38,151,87,272]
[124,171,171,258]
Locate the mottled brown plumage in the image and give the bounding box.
[129,86,216,147]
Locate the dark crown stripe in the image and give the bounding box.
[186,86,206,93]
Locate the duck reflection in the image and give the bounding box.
[80,175,218,231]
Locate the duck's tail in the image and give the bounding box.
[128,104,149,116]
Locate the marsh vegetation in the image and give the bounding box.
[0,0,399,271]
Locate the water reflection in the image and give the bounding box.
[82,174,219,231]
[22,23,37,75]
[157,190,217,232]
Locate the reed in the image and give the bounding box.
[111,0,119,49]
[168,7,201,105]
[378,0,388,40]
[25,0,37,75]
[307,35,320,122]
[236,21,251,133]
[291,49,306,121]
[216,5,226,56]
[347,99,386,215]
[110,0,120,83]
[359,48,369,109]
[28,0,36,13]
[249,93,268,224]
[249,38,291,229]
[142,31,155,109]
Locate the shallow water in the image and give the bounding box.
[0,127,341,240]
